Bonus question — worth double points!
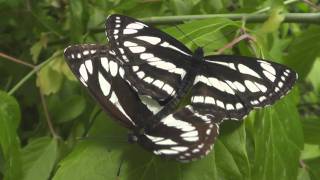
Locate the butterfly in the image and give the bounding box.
[64,14,298,162]
[64,44,221,162]
[105,14,298,121]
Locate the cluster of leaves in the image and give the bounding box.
[0,0,320,179]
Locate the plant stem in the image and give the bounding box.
[216,33,256,54]
[141,13,320,25]
[8,57,53,95]
[253,0,300,14]
[89,13,320,33]
[39,89,59,138]
[0,52,35,68]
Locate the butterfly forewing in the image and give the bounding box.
[64,44,154,129]
[191,55,298,120]
[105,14,193,103]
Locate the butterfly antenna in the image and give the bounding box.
[174,25,200,48]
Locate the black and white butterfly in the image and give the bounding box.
[105,14,298,121]
[64,14,297,162]
[64,44,221,162]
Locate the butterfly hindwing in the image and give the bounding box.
[191,55,298,120]
[138,105,220,162]
[105,14,193,103]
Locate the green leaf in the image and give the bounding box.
[307,58,320,91]
[252,93,303,180]
[164,17,240,51]
[285,26,320,79]
[297,168,311,180]
[259,6,285,34]
[0,90,22,180]
[301,116,320,145]
[36,53,64,95]
[30,34,48,64]
[53,110,250,180]
[305,157,320,179]
[61,61,77,81]
[301,144,320,160]
[22,137,58,180]
[52,95,86,123]
[69,0,89,41]
[169,0,194,15]
[30,41,43,64]
[53,113,127,180]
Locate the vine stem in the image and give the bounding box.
[39,89,59,138]
[141,13,320,25]
[89,13,320,33]
[0,52,35,68]
[216,33,256,54]
[253,0,299,14]
[8,54,56,95]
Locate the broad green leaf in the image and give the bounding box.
[297,168,311,180]
[301,116,320,145]
[285,26,320,79]
[259,6,285,34]
[305,157,320,179]
[0,151,4,174]
[114,0,139,11]
[171,0,194,15]
[30,34,48,64]
[53,113,128,180]
[52,95,86,123]
[36,65,63,95]
[269,33,291,61]
[0,90,22,180]
[69,0,89,41]
[164,18,240,51]
[36,53,64,95]
[301,144,320,160]
[30,41,43,64]
[208,0,223,11]
[22,137,58,180]
[53,109,251,180]
[252,92,303,180]
[307,58,320,91]
[61,61,77,81]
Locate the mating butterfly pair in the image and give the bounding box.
[64,14,297,162]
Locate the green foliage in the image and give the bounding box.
[22,137,58,180]
[0,0,319,179]
[0,91,22,180]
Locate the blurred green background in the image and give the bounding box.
[0,0,320,179]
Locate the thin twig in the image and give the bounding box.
[88,13,320,33]
[302,0,320,11]
[39,89,59,138]
[299,159,307,169]
[253,0,300,14]
[8,54,55,95]
[141,13,320,25]
[216,33,256,54]
[0,52,35,68]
